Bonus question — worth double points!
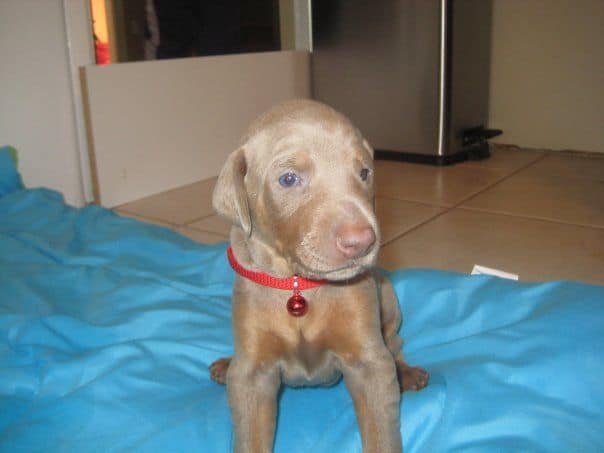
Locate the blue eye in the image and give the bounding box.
[278,171,300,187]
[360,168,370,181]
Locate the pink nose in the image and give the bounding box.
[335,224,376,259]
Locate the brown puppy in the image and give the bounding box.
[210,99,428,453]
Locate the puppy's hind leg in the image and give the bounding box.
[209,357,231,384]
[377,274,429,392]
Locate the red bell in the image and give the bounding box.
[286,293,308,316]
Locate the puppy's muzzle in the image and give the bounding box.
[335,222,376,259]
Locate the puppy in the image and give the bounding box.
[210,99,428,453]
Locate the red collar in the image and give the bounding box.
[227,246,327,290]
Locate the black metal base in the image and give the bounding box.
[375,142,491,166]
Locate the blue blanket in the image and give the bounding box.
[1,148,603,452]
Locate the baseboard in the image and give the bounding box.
[375,143,491,166]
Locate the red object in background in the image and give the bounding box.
[95,41,110,65]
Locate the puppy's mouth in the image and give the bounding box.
[292,254,378,282]
[290,221,380,281]
[309,265,369,281]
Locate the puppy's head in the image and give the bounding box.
[213,99,379,281]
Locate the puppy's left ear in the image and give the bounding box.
[212,148,252,236]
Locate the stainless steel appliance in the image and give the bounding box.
[311,0,501,164]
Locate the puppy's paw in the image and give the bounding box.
[209,357,231,384]
[397,362,429,392]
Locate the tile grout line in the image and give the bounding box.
[185,227,229,237]
[120,176,218,205]
[450,152,550,207]
[182,228,229,239]
[380,153,551,247]
[115,208,229,238]
[456,206,604,231]
[183,212,217,226]
[114,208,181,228]
[115,207,220,229]
[381,209,449,247]
[376,194,445,209]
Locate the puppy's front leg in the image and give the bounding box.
[227,358,281,453]
[342,349,402,453]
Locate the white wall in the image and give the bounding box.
[489,0,604,153]
[82,51,311,207]
[0,0,87,205]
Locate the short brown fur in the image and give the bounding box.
[210,99,428,453]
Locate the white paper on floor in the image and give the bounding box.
[471,265,519,281]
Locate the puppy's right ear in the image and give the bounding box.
[212,148,252,236]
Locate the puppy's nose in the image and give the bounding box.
[335,224,376,259]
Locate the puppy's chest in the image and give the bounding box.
[272,286,373,386]
[240,276,379,386]
[279,333,341,387]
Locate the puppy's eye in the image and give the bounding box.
[360,168,370,181]
[278,171,300,187]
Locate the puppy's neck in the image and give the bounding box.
[230,227,293,278]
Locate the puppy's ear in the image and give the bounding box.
[212,148,252,236]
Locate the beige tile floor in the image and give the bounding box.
[114,146,604,286]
